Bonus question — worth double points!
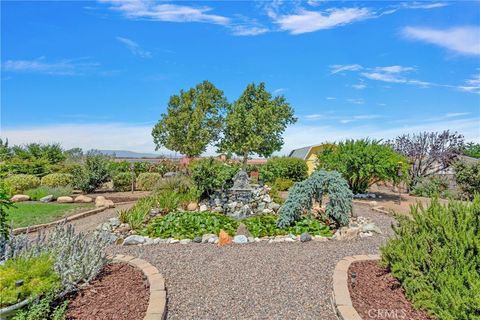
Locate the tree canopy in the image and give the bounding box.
[218,82,296,167]
[151,80,228,158]
[316,139,408,194]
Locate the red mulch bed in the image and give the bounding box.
[66,263,149,320]
[348,260,433,320]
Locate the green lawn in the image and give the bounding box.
[7,202,95,228]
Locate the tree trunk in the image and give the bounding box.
[242,153,248,170]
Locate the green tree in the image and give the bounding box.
[462,142,480,158]
[151,80,228,158]
[0,139,12,161]
[0,186,14,241]
[218,82,296,168]
[316,139,408,194]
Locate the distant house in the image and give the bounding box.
[288,144,326,175]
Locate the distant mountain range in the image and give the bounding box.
[97,150,163,158]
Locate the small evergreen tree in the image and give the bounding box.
[277,170,352,227]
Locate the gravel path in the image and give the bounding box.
[69,203,134,234]
[109,205,396,320]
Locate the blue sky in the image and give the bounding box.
[1,0,479,155]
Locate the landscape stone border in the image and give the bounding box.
[12,201,135,235]
[332,254,380,320]
[113,254,167,320]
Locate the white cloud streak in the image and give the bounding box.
[330,64,363,74]
[116,36,152,58]
[273,7,372,34]
[100,0,230,25]
[2,58,99,76]
[403,26,480,56]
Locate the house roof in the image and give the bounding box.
[288,144,323,160]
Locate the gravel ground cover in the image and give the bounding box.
[109,204,396,320]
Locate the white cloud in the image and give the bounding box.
[116,36,152,58]
[230,25,269,36]
[346,98,365,104]
[403,26,480,56]
[352,83,366,90]
[2,57,99,76]
[273,88,287,95]
[457,73,480,94]
[444,112,470,118]
[326,97,336,100]
[100,0,230,25]
[374,65,415,73]
[401,2,449,9]
[273,7,372,34]
[330,64,363,74]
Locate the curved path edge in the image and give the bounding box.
[332,254,380,320]
[113,254,167,320]
[13,201,135,235]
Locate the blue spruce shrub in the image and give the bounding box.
[277,170,352,227]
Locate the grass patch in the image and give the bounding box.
[6,202,94,228]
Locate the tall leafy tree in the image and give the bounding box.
[389,131,464,188]
[218,82,296,168]
[316,139,408,194]
[152,81,228,158]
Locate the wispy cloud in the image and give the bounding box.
[402,26,480,56]
[401,2,449,9]
[457,73,480,94]
[326,97,336,100]
[273,88,287,95]
[330,64,363,74]
[100,0,230,25]
[116,36,152,58]
[346,98,365,105]
[352,82,366,90]
[230,25,269,36]
[272,7,372,34]
[2,57,99,76]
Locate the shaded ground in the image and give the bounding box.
[349,260,432,320]
[66,263,149,320]
[109,205,396,320]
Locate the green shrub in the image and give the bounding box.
[157,191,181,212]
[112,172,133,192]
[41,173,73,187]
[0,254,61,307]
[189,158,240,197]
[72,152,111,193]
[381,197,480,320]
[12,292,68,320]
[454,160,480,200]
[154,175,195,194]
[243,215,331,238]
[411,175,452,198]
[269,186,285,204]
[25,186,73,200]
[260,157,308,183]
[316,139,408,194]
[136,172,162,191]
[4,174,41,195]
[145,211,238,239]
[121,195,159,230]
[272,177,294,191]
[277,170,352,227]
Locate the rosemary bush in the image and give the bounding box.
[277,170,352,227]
[381,197,480,320]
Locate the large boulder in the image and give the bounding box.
[187,202,198,211]
[11,194,30,202]
[57,196,74,203]
[95,196,115,208]
[74,195,93,203]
